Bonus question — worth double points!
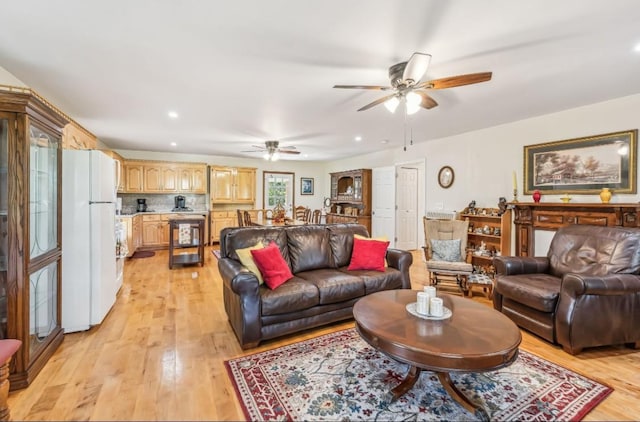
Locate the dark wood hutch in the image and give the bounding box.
[511,202,640,257]
[0,89,67,389]
[326,169,372,233]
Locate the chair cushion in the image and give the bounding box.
[251,242,294,290]
[427,260,473,273]
[495,273,561,313]
[431,238,462,262]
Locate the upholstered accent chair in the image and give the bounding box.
[423,217,473,294]
[493,224,640,355]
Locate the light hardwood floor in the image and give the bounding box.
[7,248,640,420]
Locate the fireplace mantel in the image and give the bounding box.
[509,202,640,256]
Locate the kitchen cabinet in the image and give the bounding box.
[124,161,207,194]
[124,163,144,193]
[61,121,97,150]
[210,166,256,204]
[140,213,206,248]
[0,89,67,390]
[121,215,142,257]
[210,211,237,243]
[102,150,125,193]
[141,214,170,247]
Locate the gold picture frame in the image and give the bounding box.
[524,129,637,194]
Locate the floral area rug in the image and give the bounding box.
[225,328,612,421]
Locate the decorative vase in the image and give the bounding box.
[599,187,612,204]
[273,201,285,222]
[532,190,541,203]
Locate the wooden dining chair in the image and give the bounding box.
[243,211,253,226]
[310,209,321,224]
[294,206,308,221]
[236,209,245,227]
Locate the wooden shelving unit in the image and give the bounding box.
[326,169,372,233]
[460,208,511,276]
[168,216,205,269]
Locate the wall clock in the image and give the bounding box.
[438,166,455,189]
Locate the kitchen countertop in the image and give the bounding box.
[117,210,209,217]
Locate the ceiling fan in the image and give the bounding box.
[333,52,492,114]
[242,140,300,161]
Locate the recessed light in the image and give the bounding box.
[635,43,640,52]
[381,139,389,144]
[303,154,309,158]
[170,142,177,147]
[168,111,179,119]
[355,136,362,142]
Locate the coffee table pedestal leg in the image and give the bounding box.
[390,366,421,400]
[437,372,489,421]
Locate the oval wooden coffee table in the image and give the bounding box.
[353,290,521,420]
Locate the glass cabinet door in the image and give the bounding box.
[0,116,8,339]
[29,125,59,259]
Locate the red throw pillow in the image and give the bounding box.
[347,237,390,272]
[250,242,293,289]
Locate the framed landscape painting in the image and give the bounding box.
[301,177,314,195]
[524,129,637,194]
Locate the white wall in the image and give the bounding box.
[115,149,327,210]
[329,93,640,213]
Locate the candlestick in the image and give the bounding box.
[512,171,517,191]
[513,188,519,203]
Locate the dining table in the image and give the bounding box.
[250,218,307,227]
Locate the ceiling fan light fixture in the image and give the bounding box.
[405,92,421,115]
[272,151,280,161]
[384,96,400,113]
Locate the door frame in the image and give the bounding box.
[395,158,425,250]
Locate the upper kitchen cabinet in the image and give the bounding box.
[0,88,67,390]
[210,166,256,204]
[122,161,207,194]
[101,150,125,192]
[61,121,97,150]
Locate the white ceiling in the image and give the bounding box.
[1,1,640,161]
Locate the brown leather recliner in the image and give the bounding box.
[493,224,640,354]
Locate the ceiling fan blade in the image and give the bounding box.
[241,149,264,153]
[402,53,431,84]
[251,144,266,149]
[418,72,493,90]
[278,149,301,155]
[278,145,297,150]
[357,94,397,112]
[333,84,391,90]
[415,90,438,109]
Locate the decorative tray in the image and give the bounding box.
[406,302,452,321]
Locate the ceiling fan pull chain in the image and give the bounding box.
[403,112,407,151]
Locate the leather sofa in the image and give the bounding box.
[493,224,640,354]
[218,223,413,349]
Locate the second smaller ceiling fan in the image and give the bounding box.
[242,140,300,161]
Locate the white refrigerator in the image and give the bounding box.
[62,150,118,333]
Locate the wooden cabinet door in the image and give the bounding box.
[211,214,235,242]
[132,216,142,249]
[142,222,161,245]
[159,221,170,245]
[179,168,193,191]
[144,167,162,192]
[124,218,134,257]
[125,164,144,192]
[234,168,255,203]
[161,167,178,192]
[192,166,207,193]
[210,167,234,203]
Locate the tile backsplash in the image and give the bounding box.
[119,193,207,213]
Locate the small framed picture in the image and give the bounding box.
[301,177,314,195]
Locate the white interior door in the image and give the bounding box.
[372,166,395,247]
[395,166,418,250]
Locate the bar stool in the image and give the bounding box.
[0,339,21,421]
